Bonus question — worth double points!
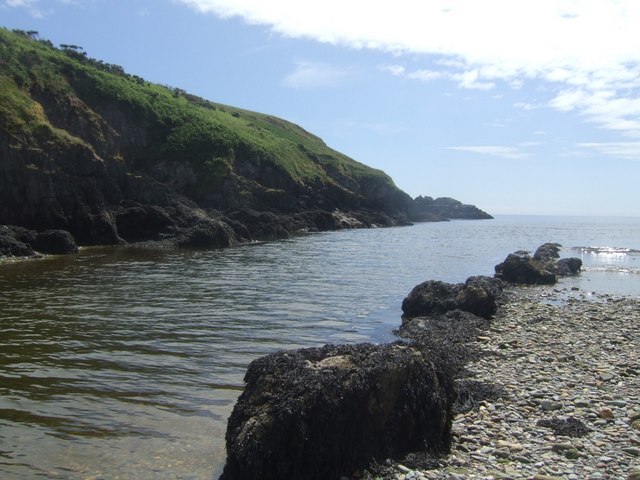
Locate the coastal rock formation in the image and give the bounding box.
[220,343,454,480]
[401,275,503,320]
[32,229,79,254]
[408,196,493,222]
[0,29,491,252]
[0,225,77,256]
[494,243,582,285]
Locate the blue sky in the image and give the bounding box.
[3,0,640,216]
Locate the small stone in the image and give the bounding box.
[598,407,615,419]
[494,448,510,459]
[513,455,532,464]
[551,442,573,452]
[540,400,562,412]
[599,372,614,381]
[397,464,411,473]
[622,447,640,456]
[574,398,590,407]
[606,400,627,407]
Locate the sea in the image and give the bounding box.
[0,215,638,479]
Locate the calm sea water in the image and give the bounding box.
[1,215,638,479]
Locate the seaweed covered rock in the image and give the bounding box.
[401,275,502,320]
[32,229,79,254]
[495,243,582,285]
[220,342,454,480]
[494,251,557,285]
[175,220,237,248]
[533,242,562,262]
[0,231,34,257]
[0,225,78,256]
[555,257,582,276]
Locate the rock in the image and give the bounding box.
[32,229,78,254]
[401,276,502,320]
[494,252,557,285]
[115,203,174,242]
[175,220,236,248]
[494,243,583,284]
[598,408,615,419]
[555,257,582,276]
[540,400,563,412]
[220,343,454,480]
[533,242,562,262]
[537,417,591,437]
[0,231,34,257]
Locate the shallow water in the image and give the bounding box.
[0,215,638,479]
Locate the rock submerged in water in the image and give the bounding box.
[0,225,78,256]
[494,243,582,285]
[220,342,454,480]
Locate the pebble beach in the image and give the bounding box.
[394,284,640,480]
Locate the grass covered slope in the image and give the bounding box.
[0,28,413,245]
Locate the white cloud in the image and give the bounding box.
[282,61,353,89]
[579,142,640,160]
[3,0,78,17]
[4,0,47,17]
[447,145,530,160]
[179,0,640,138]
[380,64,405,76]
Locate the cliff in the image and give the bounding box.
[0,28,491,252]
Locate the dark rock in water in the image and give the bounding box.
[175,220,236,248]
[32,229,78,254]
[495,244,582,284]
[402,280,461,318]
[494,251,557,285]
[220,343,454,480]
[555,257,582,276]
[533,242,562,262]
[116,203,174,242]
[0,231,34,257]
[401,276,502,320]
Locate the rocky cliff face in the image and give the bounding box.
[0,29,491,252]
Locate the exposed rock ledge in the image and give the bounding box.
[218,245,623,480]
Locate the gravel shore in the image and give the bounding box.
[393,284,640,480]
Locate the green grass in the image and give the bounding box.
[0,27,396,193]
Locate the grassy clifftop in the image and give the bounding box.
[0,28,490,249]
[0,28,405,217]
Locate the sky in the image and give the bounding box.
[2,0,640,216]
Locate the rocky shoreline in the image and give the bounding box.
[219,245,639,480]
[391,285,640,480]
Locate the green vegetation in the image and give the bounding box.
[0,27,394,197]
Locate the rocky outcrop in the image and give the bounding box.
[32,229,78,254]
[0,29,492,253]
[401,276,503,320]
[408,196,493,222]
[494,243,582,285]
[0,225,78,256]
[220,343,454,480]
